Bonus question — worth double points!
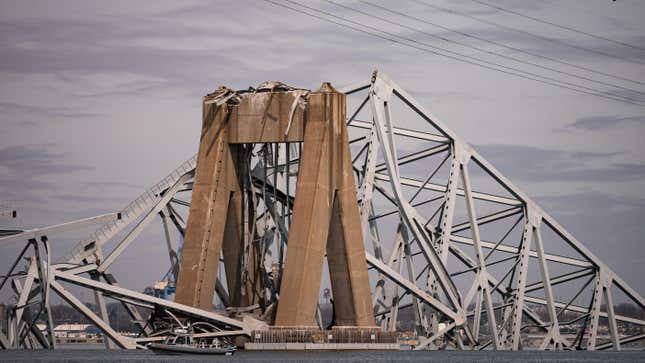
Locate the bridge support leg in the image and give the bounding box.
[175,102,246,310]
[275,83,374,327]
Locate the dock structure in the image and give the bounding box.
[1,71,643,351]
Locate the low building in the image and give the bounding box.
[53,323,93,338]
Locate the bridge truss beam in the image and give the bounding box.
[0,71,642,351]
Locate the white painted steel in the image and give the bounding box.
[1,71,642,351]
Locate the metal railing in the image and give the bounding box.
[62,155,197,263]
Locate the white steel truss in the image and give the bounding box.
[0,71,643,351]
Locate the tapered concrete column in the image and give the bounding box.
[221,147,260,307]
[177,83,373,324]
[175,100,245,310]
[275,83,375,327]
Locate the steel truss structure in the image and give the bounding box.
[1,71,643,351]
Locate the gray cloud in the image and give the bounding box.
[537,191,645,216]
[0,144,90,175]
[0,7,392,100]
[83,181,144,189]
[398,0,645,64]
[604,89,645,104]
[567,115,645,130]
[475,144,645,182]
[52,194,115,203]
[487,29,645,64]
[0,102,102,120]
[0,144,92,203]
[409,0,553,17]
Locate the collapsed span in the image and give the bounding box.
[1,71,643,351]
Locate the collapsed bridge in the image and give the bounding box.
[1,71,643,351]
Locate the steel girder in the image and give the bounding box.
[0,158,249,350]
[1,71,643,350]
[343,71,644,350]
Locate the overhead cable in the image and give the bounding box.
[263,0,645,106]
[471,0,645,53]
[359,0,645,91]
[337,0,645,97]
[412,0,645,67]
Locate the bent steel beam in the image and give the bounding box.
[3,71,643,351]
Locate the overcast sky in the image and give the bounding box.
[1,0,644,298]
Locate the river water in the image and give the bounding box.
[1,349,644,362]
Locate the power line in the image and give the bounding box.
[413,0,645,87]
[344,0,645,97]
[411,0,645,67]
[265,0,645,106]
[264,0,645,106]
[316,0,644,103]
[360,0,645,89]
[471,0,645,53]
